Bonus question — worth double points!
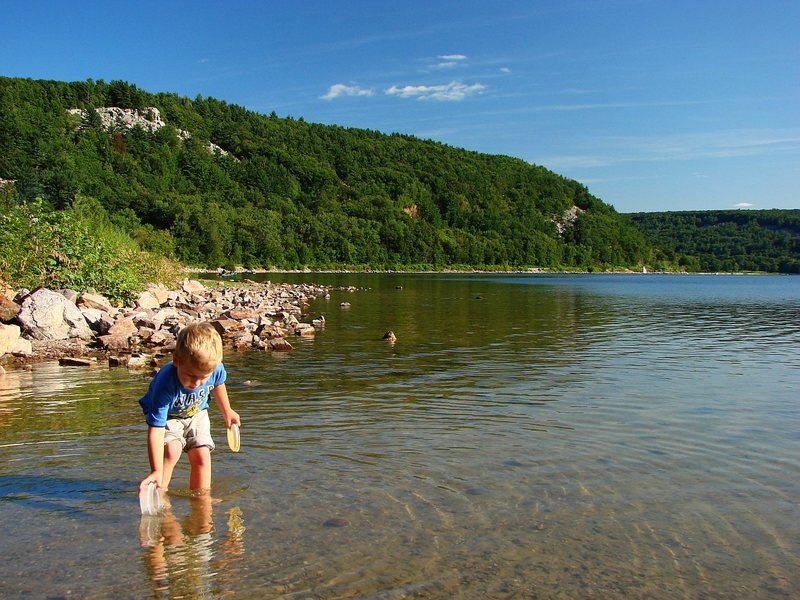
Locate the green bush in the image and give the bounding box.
[0,196,182,304]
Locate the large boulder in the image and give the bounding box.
[17,289,93,341]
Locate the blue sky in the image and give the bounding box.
[2,0,798,213]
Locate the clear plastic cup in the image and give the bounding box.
[139,481,163,516]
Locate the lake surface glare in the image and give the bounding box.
[1,274,798,599]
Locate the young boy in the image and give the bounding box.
[139,322,240,496]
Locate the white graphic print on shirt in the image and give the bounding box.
[171,384,215,418]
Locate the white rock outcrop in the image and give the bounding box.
[552,205,584,236]
[67,106,232,158]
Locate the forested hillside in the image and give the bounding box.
[628,210,800,273]
[0,76,651,271]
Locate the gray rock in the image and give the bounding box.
[18,288,93,341]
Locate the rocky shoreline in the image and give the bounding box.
[0,279,332,373]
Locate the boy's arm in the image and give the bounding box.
[139,426,166,492]
[212,383,240,428]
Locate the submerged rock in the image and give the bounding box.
[59,357,96,367]
[269,338,294,352]
[323,517,351,527]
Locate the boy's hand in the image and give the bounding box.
[139,471,162,494]
[224,409,241,429]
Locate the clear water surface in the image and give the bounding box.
[0,273,798,598]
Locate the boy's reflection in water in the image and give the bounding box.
[139,492,245,597]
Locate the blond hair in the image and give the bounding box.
[173,322,223,372]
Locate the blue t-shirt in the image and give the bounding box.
[139,362,227,427]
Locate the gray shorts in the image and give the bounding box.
[164,410,215,452]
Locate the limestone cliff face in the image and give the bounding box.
[67,106,233,158]
[552,205,584,236]
[67,106,168,134]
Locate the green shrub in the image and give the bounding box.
[0,197,182,304]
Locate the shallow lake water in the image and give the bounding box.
[1,273,798,598]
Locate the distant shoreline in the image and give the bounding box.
[187,267,781,277]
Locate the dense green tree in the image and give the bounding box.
[628,210,800,273]
[0,75,662,271]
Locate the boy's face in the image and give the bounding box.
[174,359,215,390]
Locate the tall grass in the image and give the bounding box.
[0,194,183,304]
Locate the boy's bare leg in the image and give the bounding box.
[161,439,183,491]
[187,446,212,491]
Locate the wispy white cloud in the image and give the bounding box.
[385,81,486,101]
[320,83,374,100]
[540,129,800,169]
[577,174,664,185]
[606,129,800,161]
[539,155,614,169]
[414,127,460,140]
[733,202,755,208]
[432,53,468,70]
[500,67,512,73]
